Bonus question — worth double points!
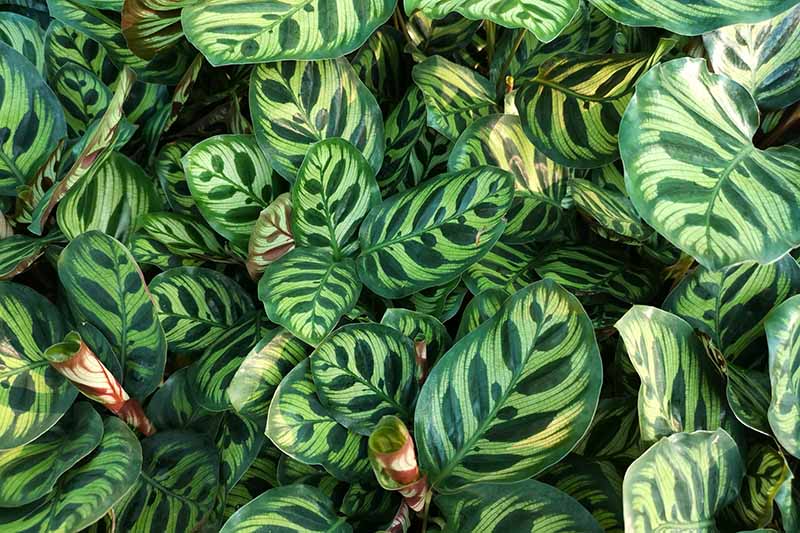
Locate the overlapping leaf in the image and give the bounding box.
[416,280,602,493]
[621,57,800,270]
[764,295,800,458]
[58,231,167,399]
[358,166,514,299]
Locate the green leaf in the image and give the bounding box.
[149,266,255,353]
[515,38,673,168]
[0,12,45,75]
[621,57,800,270]
[455,287,507,340]
[571,173,652,243]
[0,42,65,195]
[623,429,745,532]
[120,0,187,60]
[589,0,798,35]
[216,410,266,492]
[726,363,772,435]
[436,479,602,532]
[721,443,789,530]
[188,313,271,412]
[537,456,624,533]
[534,244,658,304]
[0,417,142,533]
[615,306,727,442]
[258,248,361,345]
[183,134,278,247]
[138,211,232,262]
[223,443,281,520]
[449,114,568,243]
[0,282,74,450]
[704,5,800,109]
[377,86,428,197]
[0,402,102,506]
[463,241,537,296]
[266,359,371,483]
[56,151,163,241]
[293,138,380,254]
[311,323,418,435]
[764,294,800,458]
[228,328,309,420]
[58,230,167,399]
[0,230,64,281]
[145,367,218,433]
[573,397,642,461]
[350,26,405,107]
[155,140,196,214]
[114,430,220,533]
[44,21,117,87]
[406,0,580,42]
[182,0,394,66]
[412,55,498,141]
[29,66,135,235]
[247,192,295,280]
[663,256,800,363]
[381,308,452,364]
[47,0,192,83]
[220,485,351,533]
[52,63,111,136]
[358,166,514,299]
[416,280,602,493]
[250,58,384,181]
[402,276,467,323]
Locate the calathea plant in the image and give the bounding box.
[1,0,800,531]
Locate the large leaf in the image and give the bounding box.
[43,21,117,87]
[663,256,800,363]
[0,42,65,195]
[250,58,384,181]
[220,485,351,533]
[515,38,673,168]
[357,166,514,299]
[588,0,797,35]
[406,0,580,42]
[51,63,111,137]
[149,266,254,353]
[0,283,74,450]
[56,151,163,241]
[764,295,800,458]
[311,323,418,435]
[58,231,167,399]
[412,55,497,141]
[259,248,361,345]
[0,12,45,74]
[266,359,371,483]
[436,479,602,532]
[0,402,102,507]
[449,114,568,243]
[183,134,278,247]
[704,5,800,110]
[138,211,232,263]
[183,0,394,66]
[616,306,727,442]
[620,57,800,271]
[415,280,602,493]
[623,429,745,532]
[114,430,219,532]
[228,328,309,420]
[294,138,380,254]
[216,410,266,491]
[0,417,142,532]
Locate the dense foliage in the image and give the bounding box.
[1,0,800,531]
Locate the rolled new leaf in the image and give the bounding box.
[44,331,155,436]
[368,415,428,512]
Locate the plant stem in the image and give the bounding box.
[485,21,496,65]
[496,29,527,96]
